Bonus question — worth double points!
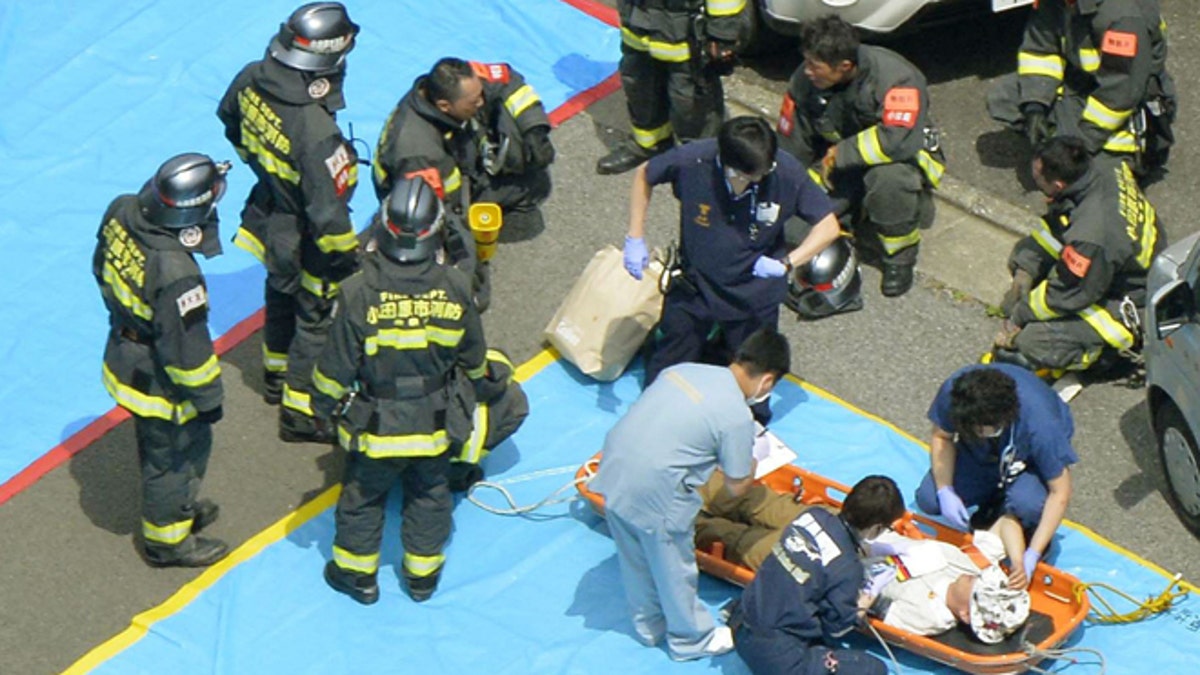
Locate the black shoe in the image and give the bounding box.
[324,561,380,605]
[192,499,219,533]
[144,535,230,568]
[881,263,915,297]
[404,571,441,603]
[279,409,335,444]
[263,371,284,406]
[596,144,651,176]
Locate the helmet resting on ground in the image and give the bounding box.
[786,237,863,320]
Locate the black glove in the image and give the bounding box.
[1022,103,1051,148]
[196,406,223,425]
[523,127,555,170]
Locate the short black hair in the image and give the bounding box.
[800,15,860,67]
[425,57,475,104]
[718,117,777,175]
[733,327,791,380]
[949,367,1020,441]
[1034,136,1091,185]
[842,475,905,531]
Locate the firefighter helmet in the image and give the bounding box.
[786,238,863,320]
[138,153,228,229]
[378,177,445,263]
[269,2,359,73]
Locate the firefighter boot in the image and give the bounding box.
[324,561,380,605]
[278,408,335,444]
[263,371,285,406]
[144,535,230,569]
[880,261,915,297]
[404,570,441,603]
[596,142,653,176]
[192,499,220,533]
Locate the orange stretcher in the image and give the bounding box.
[576,454,1090,675]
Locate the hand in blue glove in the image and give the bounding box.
[1022,548,1041,578]
[863,566,897,598]
[623,235,649,280]
[936,486,971,530]
[752,255,788,279]
[869,538,913,558]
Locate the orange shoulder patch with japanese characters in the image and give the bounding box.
[469,61,511,84]
[1061,245,1093,278]
[882,87,920,129]
[1101,30,1138,58]
[778,93,796,137]
[405,168,444,199]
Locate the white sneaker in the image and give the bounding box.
[704,626,735,656]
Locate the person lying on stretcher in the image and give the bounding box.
[697,471,1031,643]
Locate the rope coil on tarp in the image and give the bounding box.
[1074,573,1188,625]
[465,460,597,516]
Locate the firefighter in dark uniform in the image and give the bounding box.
[993,136,1164,373]
[778,15,946,298]
[93,153,231,568]
[315,177,491,605]
[623,117,840,422]
[217,2,361,442]
[373,57,555,235]
[596,0,750,176]
[731,476,904,675]
[987,0,1175,177]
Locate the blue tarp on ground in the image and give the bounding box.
[0,0,618,488]
[77,357,1200,674]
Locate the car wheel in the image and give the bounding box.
[739,0,794,58]
[1155,402,1200,536]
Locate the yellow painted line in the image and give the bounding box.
[514,347,559,383]
[786,373,929,448]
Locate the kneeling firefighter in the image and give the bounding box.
[786,237,863,320]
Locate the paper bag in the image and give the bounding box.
[543,245,664,381]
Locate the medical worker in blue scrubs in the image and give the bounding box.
[589,328,791,661]
[915,364,1077,590]
[622,116,840,423]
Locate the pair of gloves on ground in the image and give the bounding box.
[622,236,788,280]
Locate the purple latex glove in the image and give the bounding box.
[1023,548,1041,577]
[869,538,913,558]
[752,255,787,279]
[936,486,971,530]
[623,235,648,279]
[864,566,897,598]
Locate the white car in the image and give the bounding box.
[756,0,1034,36]
[1145,232,1200,536]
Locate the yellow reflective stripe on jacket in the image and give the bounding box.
[103,263,153,320]
[1079,305,1136,350]
[444,166,462,195]
[461,403,490,463]
[855,127,892,166]
[403,551,446,577]
[1082,96,1130,131]
[485,349,514,376]
[807,167,829,191]
[632,121,673,150]
[165,354,221,389]
[143,518,193,545]
[241,125,301,184]
[1017,51,1065,80]
[916,150,945,188]
[1030,222,1063,258]
[357,429,451,459]
[504,85,541,119]
[1135,203,1159,269]
[706,0,745,17]
[313,366,348,400]
[316,229,359,254]
[281,383,314,415]
[364,326,466,355]
[103,363,198,423]
[233,226,266,263]
[263,345,288,373]
[1102,130,1138,153]
[1028,282,1063,321]
[879,230,920,256]
[333,545,380,574]
[300,269,339,299]
[465,361,488,380]
[620,27,690,62]
[1078,48,1101,73]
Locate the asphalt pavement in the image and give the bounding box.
[3,3,1199,673]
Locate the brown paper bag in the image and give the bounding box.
[543,245,665,381]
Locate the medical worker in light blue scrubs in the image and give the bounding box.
[590,328,791,661]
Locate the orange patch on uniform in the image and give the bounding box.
[405,167,445,199]
[1101,30,1138,58]
[882,87,920,129]
[1062,245,1092,278]
[469,61,511,84]
[778,94,796,137]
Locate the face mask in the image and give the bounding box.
[978,425,1006,439]
[745,377,772,406]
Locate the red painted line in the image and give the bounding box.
[0,0,624,505]
[557,0,619,27]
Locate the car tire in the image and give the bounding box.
[1155,401,1200,536]
[739,1,794,58]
